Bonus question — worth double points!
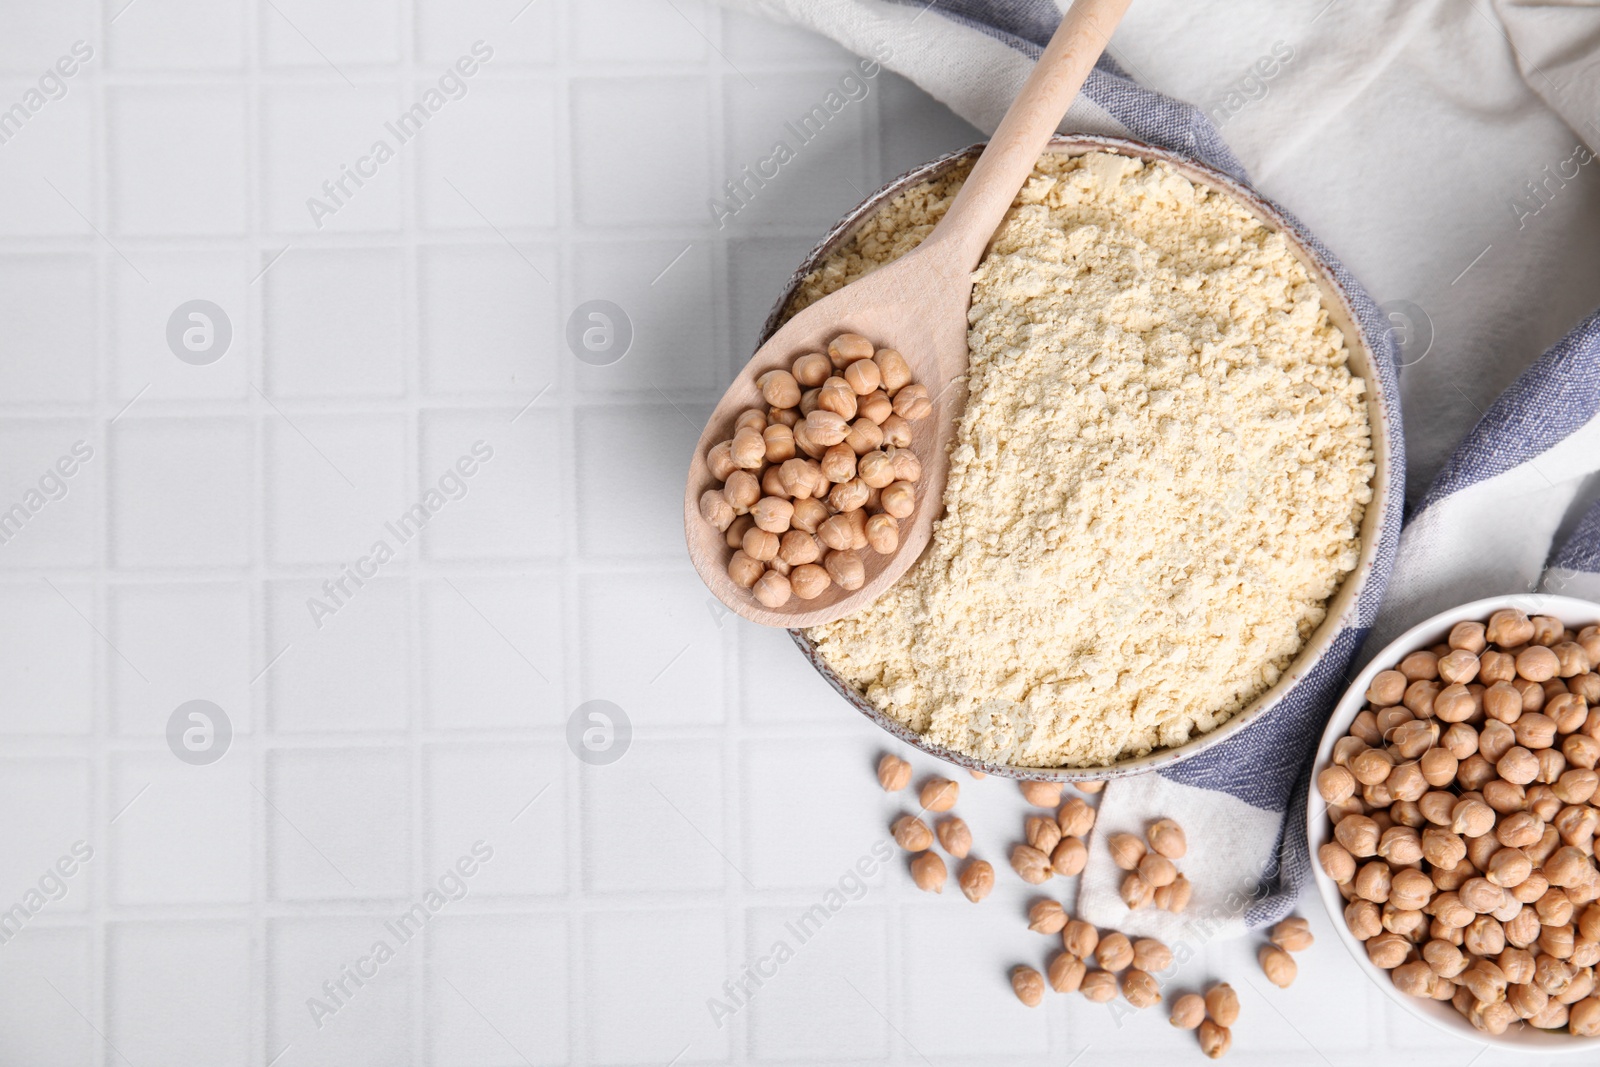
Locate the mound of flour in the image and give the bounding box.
[802,152,1374,768]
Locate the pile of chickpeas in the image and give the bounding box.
[1318,609,1600,1036]
[698,333,930,609]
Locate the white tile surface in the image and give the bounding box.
[109,585,254,734]
[107,87,249,236]
[107,922,254,1067]
[109,752,254,905]
[0,4,1492,1065]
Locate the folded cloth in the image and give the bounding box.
[720,0,1600,938]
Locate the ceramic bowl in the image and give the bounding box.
[765,133,1399,781]
[1305,593,1600,1051]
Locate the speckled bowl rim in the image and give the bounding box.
[765,134,1399,781]
[1305,593,1600,1050]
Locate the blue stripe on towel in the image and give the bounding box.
[1552,497,1600,574]
[1415,307,1600,516]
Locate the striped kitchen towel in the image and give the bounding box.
[718,0,1600,939]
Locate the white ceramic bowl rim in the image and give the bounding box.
[771,133,1401,781]
[1305,592,1600,1052]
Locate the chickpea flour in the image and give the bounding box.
[800,151,1375,768]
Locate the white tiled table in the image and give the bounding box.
[0,1,1566,1064]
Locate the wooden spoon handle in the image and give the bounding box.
[924,0,1132,271]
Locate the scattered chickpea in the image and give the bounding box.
[1170,992,1206,1029]
[1048,952,1086,993]
[1107,832,1147,871]
[1058,797,1096,838]
[919,777,959,813]
[1051,836,1088,877]
[1258,944,1297,988]
[1020,780,1063,807]
[1198,1019,1232,1059]
[1011,966,1045,1007]
[937,816,972,858]
[1097,931,1134,972]
[1148,818,1188,859]
[1010,844,1054,885]
[1080,970,1118,1002]
[1205,982,1240,1026]
[1121,969,1160,1008]
[876,754,911,792]
[910,851,946,893]
[1132,938,1172,973]
[955,858,993,902]
[1120,871,1154,909]
[1270,916,1314,952]
[1026,814,1061,856]
[891,815,932,852]
[1028,899,1068,934]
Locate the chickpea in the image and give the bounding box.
[751,496,793,534]
[726,550,764,589]
[1553,641,1592,677]
[1518,645,1561,683]
[1346,898,1383,939]
[1047,952,1085,993]
[892,382,932,419]
[1391,719,1437,759]
[880,413,912,448]
[1379,826,1423,864]
[889,447,922,483]
[828,478,870,514]
[1400,649,1440,680]
[762,422,796,464]
[790,497,829,534]
[1318,765,1356,804]
[1421,748,1459,787]
[1367,931,1411,969]
[1442,722,1480,759]
[1392,959,1438,998]
[842,358,880,396]
[1530,615,1566,646]
[725,514,755,549]
[1449,621,1489,654]
[1433,684,1475,722]
[858,390,893,425]
[742,526,780,563]
[1356,860,1393,903]
[865,513,898,555]
[820,443,856,484]
[844,417,884,456]
[1320,841,1357,883]
[1556,767,1599,803]
[881,481,915,519]
[751,569,791,607]
[723,469,761,512]
[792,417,824,458]
[757,369,801,409]
[1405,679,1443,716]
[817,377,858,420]
[731,426,766,469]
[789,563,830,600]
[1548,692,1589,733]
[827,332,874,366]
[1480,649,1518,684]
[1498,746,1540,785]
[874,348,912,393]
[1439,649,1481,685]
[1062,919,1098,959]
[1097,931,1134,971]
[823,549,865,591]
[1487,608,1535,647]
[700,488,736,532]
[791,351,830,387]
[1080,970,1117,1003]
[803,409,851,447]
[1368,669,1408,706]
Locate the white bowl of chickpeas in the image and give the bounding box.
[1307,594,1600,1050]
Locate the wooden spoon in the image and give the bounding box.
[684,0,1132,628]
